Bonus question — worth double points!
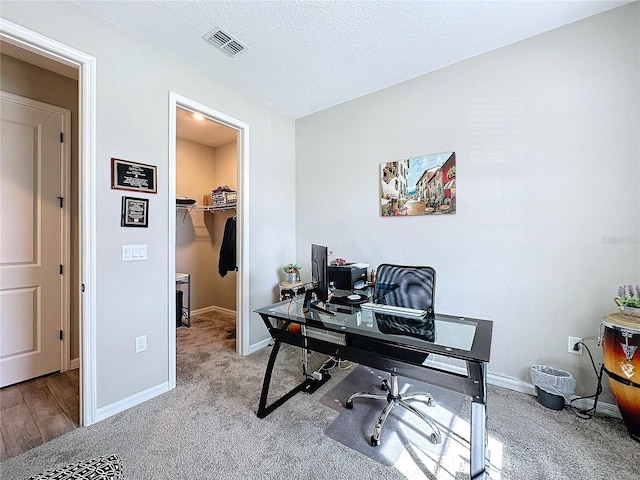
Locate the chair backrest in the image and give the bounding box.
[374,264,435,314]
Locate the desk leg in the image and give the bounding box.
[256,338,321,419]
[257,339,282,418]
[470,401,487,479]
[470,363,488,480]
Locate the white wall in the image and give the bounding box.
[296,3,639,401]
[1,1,295,410]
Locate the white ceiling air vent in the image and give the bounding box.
[203,27,246,57]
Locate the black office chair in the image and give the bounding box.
[345,264,442,446]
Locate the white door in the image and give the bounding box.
[0,92,68,387]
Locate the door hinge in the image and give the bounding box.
[59,264,63,274]
[60,330,63,340]
[57,196,64,208]
[60,132,63,143]
[81,283,85,293]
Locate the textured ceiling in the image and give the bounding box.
[73,0,631,119]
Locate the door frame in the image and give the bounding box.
[168,92,250,389]
[0,19,98,425]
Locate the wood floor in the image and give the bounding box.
[0,369,80,462]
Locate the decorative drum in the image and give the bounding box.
[601,313,640,441]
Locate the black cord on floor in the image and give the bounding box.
[568,342,603,419]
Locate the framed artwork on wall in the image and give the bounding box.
[380,152,456,216]
[111,157,157,193]
[121,196,149,227]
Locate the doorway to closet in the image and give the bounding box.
[169,92,249,388]
[169,95,250,389]
[175,106,238,339]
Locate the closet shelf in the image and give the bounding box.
[176,203,236,212]
[177,203,237,223]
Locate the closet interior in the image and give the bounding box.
[175,107,238,344]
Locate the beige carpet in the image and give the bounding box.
[1,311,637,480]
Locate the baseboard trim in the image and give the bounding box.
[424,357,621,419]
[96,382,169,423]
[69,358,80,370]
[489,372,621,419]
[191,305,236,317]
[569,396,622,419]
[248,337,272,354]
[488,372,535,395]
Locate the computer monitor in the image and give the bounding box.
[310,243,329,303]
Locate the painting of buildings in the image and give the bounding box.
[380,152,456,216]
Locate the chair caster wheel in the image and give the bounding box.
[370,435,380,447]
[431,433,441,445]
[345,400,353,409]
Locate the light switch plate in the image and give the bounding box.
[122,244,148,261]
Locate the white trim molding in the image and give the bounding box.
[191,305,237,317]
[0,18,98,426]
[488,372,622,419]
[248,337,273,355]
[96,382,169,422]
[424,356,622,419]
[70,358,80,370]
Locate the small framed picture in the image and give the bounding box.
[121,196,149,228]
[111,158,157,193]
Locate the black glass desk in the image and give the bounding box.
[255,299,493,480]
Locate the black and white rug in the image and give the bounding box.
[320,365,467,467]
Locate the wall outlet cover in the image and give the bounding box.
[135,335,147,353]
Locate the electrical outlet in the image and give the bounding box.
[568,336,583,355]
[135,335,147,353]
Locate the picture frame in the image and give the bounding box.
[380,151,456,216]
[121,196,149,228]
[111,158,157,193]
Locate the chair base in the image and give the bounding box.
[346,372,442,446]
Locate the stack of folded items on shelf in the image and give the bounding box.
[208,185,237,207]
[176,194,196,205]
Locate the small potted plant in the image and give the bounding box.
[614,284,640,319]
[282,263,301,283]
